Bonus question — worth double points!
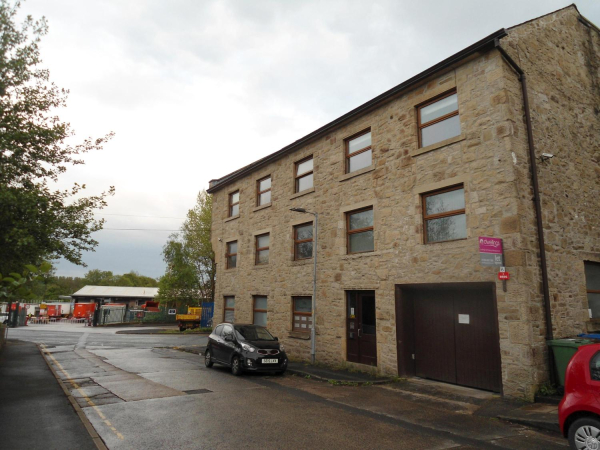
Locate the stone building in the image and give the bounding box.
[207,5,600,399]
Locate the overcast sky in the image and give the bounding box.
[19,0,600,280]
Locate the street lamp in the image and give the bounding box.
[290,207,318,364]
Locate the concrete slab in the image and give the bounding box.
[89,348,164,359]
[91,372,140,383]
[43,345,75,353]
[139,368,265,393]
[68,385,111,398]
[55,368,112,379]
[96,377,185,402]
[75,395,124,408]
[49,351,85,361]
[84,387,458,450]
[101,357,199,374]
[50,359,100,370]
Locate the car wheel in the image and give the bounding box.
[568,416,600,450]
[231,356,242,376]
[179,326,185,332]
[204,349,214,368]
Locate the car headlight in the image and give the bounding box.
[279,344,285,352]
[241,343,255,353]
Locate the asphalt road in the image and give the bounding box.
[7,324,568,450]
[7,323,207,349]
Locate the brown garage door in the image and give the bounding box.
[396,283,502,393]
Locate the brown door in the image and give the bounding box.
[396,283,502,393]
[346,291,377,366]
[414,293,456,384]
[454,289,502,392]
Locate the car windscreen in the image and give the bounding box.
[235,325,275,341]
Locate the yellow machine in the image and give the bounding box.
[175,307,202,332]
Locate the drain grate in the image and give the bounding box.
[183,389,212,395]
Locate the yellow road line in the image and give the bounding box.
[41,345,124,441]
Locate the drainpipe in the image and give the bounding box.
[495,41,556,383]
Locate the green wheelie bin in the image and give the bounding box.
[547,338,594,386]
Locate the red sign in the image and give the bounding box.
[479,237,503,254]
[498,272,510,280]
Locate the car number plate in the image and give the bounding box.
[262,358,278,364]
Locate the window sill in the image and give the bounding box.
[290,187,315,200]
[253,203,272,212]
[252,264,270,270]
[224,214,240,223]
[341,250,381,260]
[291,258,313,266]
[338,165,375,182]
[288,332,311,340]
[411,134,465,157]
[424,237,468,246]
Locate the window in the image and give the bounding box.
[346,207,374,254]
[223,296,235,323]
[257,176,271,206]
[294,223,313,260]
[422,185,466,243]
[214,324,223,336]
[591,351,600,381]
[222,324,233,337]
[295,156,313,193]
[253,296,268,326]
[229,191,240,217]
[417,90,461,147]
[255,233,270,265]
[585,262,600,319]
[225,241,237,269]
[346,130,372,173]
[292,296,313,332]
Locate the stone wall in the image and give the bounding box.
[209,6,600,399]
[503,6,600,339]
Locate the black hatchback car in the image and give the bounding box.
[205,323,288,376]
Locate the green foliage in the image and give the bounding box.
[0,262,52,301]
[0,264,158,300]
[537,382,558,397]
[82,269,157,288]
[0,1,114,274]
[159,191,215,306]
[327,380,360,387]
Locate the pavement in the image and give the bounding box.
[2,325,567,449]
[286,360,561,433]
[0,340,98,450]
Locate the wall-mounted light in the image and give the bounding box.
[540,153,554,162]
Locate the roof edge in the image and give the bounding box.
[207,28,507,193]
[506,4,578,31]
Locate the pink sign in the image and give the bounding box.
[479,237,503,254]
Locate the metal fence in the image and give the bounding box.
[99,306,127,325]
[28,317,86,324]
[21,303,216,328]
[201,303,214,327]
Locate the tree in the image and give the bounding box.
[83,269,116,286]
[82,269,158,287]
[158,240,199,306]
[0,1,114,275]
[0,262,52,302]
[159,191,215,306]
